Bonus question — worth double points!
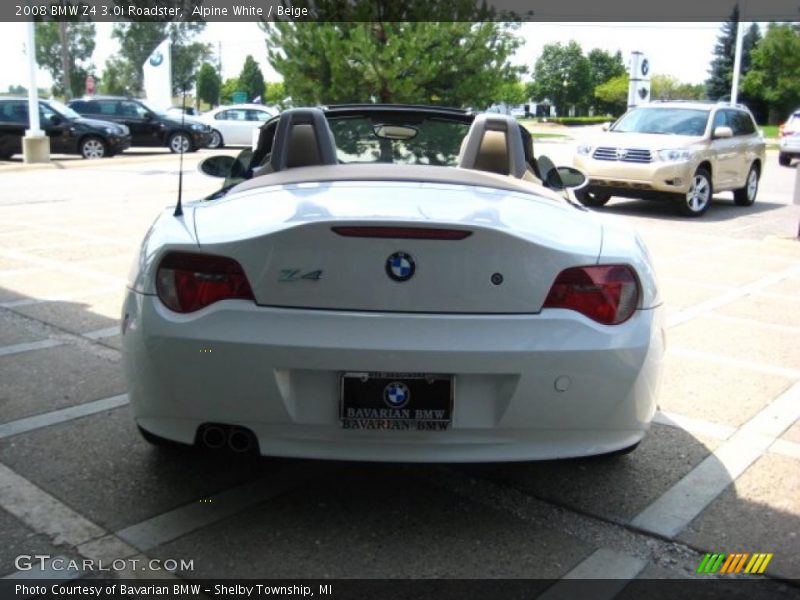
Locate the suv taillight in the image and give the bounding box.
[543,265,640,325]
[156,252,254,313]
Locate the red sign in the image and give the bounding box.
[85,75,95,95]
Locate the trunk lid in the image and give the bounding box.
[192,181,603,313]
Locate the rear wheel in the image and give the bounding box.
[733,164,759,206]
[677,168,712,217]
[80,136,107,159]
[575,189,611,207]
[779,153,792,167]
[168,132,192,154]
[207,129,224,149]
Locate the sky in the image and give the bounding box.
[0,21,728,94]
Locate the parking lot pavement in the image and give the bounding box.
[0,152,799,592]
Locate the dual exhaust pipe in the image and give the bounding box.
[199,424,256,453]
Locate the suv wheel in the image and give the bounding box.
[575,189,611,207]
[80,136,107,159]
[168,132,192,154]
[733,164,759,207]
[677,168,712,217]
[208,130,224,149]
[779,153,792,167]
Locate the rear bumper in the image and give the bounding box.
[122,292,665,462]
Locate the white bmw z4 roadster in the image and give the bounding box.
[121,105,664,462]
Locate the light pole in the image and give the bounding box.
[23,21,49,164]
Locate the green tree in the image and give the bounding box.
[262,21,523,108]
[530,41,592,116]
[705,8,764,118]
[651,75,706,101]
[220,78,240,104]
[265,81,288,107]
[588,49,626,113]
[35,21,96,99]
[742,24,800,123]
[593,74,628,116]
[496,80,528,106]
[238,55,265,102]
[111,22,211,95]
[196,63,221,107]
[99,57,132,95]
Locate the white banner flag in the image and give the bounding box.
[143,38,172,110]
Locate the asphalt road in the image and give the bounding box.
[0,147,798,596]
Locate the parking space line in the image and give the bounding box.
[83,326,120,340]
[537,549,647,599]
[653,411,737,441]
[769,439,800,460]
[0,285,121,308]
[666,265,800,329]
[703,313,800,335]
[669,347,800,380]
[116,468,326,552]
[0,462,106,547]
[0,249,125,286]
[0,395,129,440]
[0,339,62,358]
[631,381,800,538]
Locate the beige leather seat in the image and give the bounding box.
[458,113,542,185]
[252,108,338,177]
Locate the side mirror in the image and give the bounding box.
[601,122,611,131]
[554,166,587,190]
[713,126,733,139]
[49,115,62,125]
[144,112,154,121]
[199,155,236,178]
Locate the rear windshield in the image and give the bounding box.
[613,107,710,136]
[327,116,470,166]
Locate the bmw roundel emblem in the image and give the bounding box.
[384,382,411,409]
[386,251,415,282]
[641,58,650,76]
[149,52,164,67]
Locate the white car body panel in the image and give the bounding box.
[122,177,664,462]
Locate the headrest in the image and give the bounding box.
[268,108,338,173]
[457,113,527,178]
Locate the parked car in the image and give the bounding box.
[0,97,130,160]
[67,96,212,153]
[573,101,766,217]
[121,104,664,462]
[778,108,800,138]
[165,106,199,118]
[198,104,275,148]
[779,132,800,166]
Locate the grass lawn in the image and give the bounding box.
[760,125,779,138]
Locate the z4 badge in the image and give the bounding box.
[279,269,323,282]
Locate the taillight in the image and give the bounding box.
[543,265,640,325]
[156,252,254,313]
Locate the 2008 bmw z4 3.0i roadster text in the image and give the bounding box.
[121,105,665,462]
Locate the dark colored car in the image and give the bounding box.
[0,97,131,160]
[67,96,212,153]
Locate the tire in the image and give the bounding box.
[80,136,107,159]
[677,168,712,217]
[207,129,224,149]
[138,425,190,450]
[779,153,792,167]
[168,132,192,154]
[733,163,759,207]
[575,189,611,207]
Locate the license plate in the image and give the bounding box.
[340,372,453,431]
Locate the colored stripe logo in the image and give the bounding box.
[696,552,773,574]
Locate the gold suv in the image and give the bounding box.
[573,102,765,216]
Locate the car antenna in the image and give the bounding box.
[173,85,187,217]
